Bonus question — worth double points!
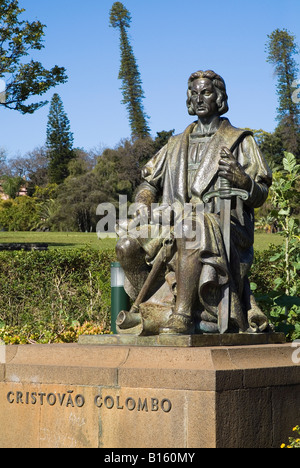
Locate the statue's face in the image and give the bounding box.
[190,78,218,118]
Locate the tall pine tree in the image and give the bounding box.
[109,2,150,139]
[266,29,300,157]
[46,93,74,184]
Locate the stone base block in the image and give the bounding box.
[0,341,299,448]
[78,332,286,347]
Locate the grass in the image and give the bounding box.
[0,231,117,250]
[0,231,283,251]
[253,232,283,251]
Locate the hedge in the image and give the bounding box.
[0,247,116,330]
[0,244,298,343]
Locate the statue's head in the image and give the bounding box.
[186,70,229,117]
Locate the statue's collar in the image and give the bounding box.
[190,117,223,138]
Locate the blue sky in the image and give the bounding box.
[1,0,300,158]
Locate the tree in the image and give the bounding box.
[51,172,109,232]
[1,175,24,199]
[0,147,7,176]
[3,146,50,194]
[68,148,98,176]
[0,0,67,114]
[153,130,175,153]
[266,29,300,156]
[0,196,40,230]
[251,128,284,169]
[109,2,150,139]
[46,93,74,184]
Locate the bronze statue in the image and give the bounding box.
[116,70,272,336]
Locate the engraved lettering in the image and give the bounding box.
[7,392,14,404]
[75,394,85,408]
[66,392,75,408]
[38,393,46,405]
[94,395,102,408]
[151,398,159,411]
[58,393,66,406]
[116,395,124,409]
[16,392,23,404]
[104,396,114,409]
[137,398,148,412]
[5,389,173,413]
[125,397,136,411]
[161,398,172,413]
[47,393,57,406]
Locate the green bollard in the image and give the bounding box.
[110,262,129,334]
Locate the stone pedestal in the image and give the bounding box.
[0,338,299,448]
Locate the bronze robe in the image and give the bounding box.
[127,118,272,332]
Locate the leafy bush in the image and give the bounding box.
[0,247,116,333]
[250,152,300,340]
[0,239,298,344]
[0,321,111,345]
[250,243,300,340]
[281,426,300,448]
[0,197,41,231]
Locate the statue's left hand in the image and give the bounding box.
[218,147,252,191]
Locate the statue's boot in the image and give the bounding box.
[160,241,201,335]
[160,312,194,334]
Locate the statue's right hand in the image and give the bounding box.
[132,203,150,220]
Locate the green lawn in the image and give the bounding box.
[253,232,283,251]
[0,231,117,250]
[0,231,283,252]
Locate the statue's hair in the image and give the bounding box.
[186,70,229,116]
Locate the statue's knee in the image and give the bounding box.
[116,238,139,261]
[116,238,130,261]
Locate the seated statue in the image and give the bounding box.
[116,69,272,336]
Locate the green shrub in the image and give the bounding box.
[281,426,300,448]
[0,197,41,231]
[0,247,116,331]
[250,243,300,340]
[0,242,298,344]
[250,244,291,293]
[0,321,112,345]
